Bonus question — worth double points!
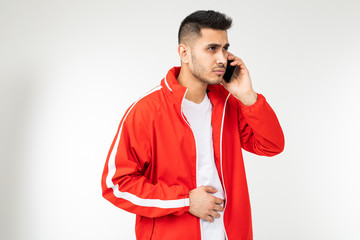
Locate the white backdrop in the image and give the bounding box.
[1,0,359,239]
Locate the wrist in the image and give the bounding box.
[234,90,258,106]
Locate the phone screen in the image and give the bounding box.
[223,60,237,83]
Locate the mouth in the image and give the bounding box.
[213,68,225,75]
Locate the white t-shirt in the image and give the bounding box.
[183,93,225,240]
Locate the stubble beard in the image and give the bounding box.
[190,53,223,85]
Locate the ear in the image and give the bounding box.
[178,44,190,64]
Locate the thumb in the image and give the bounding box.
[204,186,218,193]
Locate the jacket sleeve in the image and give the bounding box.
[101,102,190,218]
[237,93,285,156]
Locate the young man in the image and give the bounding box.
[101,10,284,240]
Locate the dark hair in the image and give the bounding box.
[178,10,232,45]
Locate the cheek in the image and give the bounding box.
[198,54,213,67]
[191,51,215,73]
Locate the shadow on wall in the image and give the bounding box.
[0,72,38,240]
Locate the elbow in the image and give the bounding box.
[271,142,285,156]
[258,133,285,157]
[267,133,285,157]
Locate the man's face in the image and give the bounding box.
[188,28,230,85]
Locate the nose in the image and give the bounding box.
[216,51,227,66]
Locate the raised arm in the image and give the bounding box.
[222,53,284,156]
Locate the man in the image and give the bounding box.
[101,10,284,240]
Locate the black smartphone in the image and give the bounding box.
[223,60,237,83]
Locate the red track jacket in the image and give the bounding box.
[101,67,285,240]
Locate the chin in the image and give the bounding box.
[207,80,222,85]
[208,77,223,85]
[198,74,223,85]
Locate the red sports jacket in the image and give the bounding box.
[101,66,285,240]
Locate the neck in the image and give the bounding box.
[177,66,208,104]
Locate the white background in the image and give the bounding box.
[1,0,359,239]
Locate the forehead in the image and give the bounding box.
[196,28,229,45]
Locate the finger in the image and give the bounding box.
[231,59,244,66]
[230,60,238,66]
[205,215,215,223]
[238,60,247,68]
[232,61,248,72]
[210,210,221,219]
[204,186,217,193]
[227,51,234,57]
[227,54,236,60]
[213,204,224,212]
[214,197,224,205]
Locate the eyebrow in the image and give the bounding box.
[207,43,230,48]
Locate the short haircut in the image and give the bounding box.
[178,10,232,45]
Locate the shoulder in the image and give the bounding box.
[123,85,164,123]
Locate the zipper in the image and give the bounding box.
[220,93,231,240]
[180,89,203,239]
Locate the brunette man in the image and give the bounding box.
[102,10,284,240]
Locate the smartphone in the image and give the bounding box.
[223,60,237,83]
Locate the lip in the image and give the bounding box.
[213,69,225,75]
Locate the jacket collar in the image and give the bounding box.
[161,67,187,104]
[161,66,230,106]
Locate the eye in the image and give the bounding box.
[208,46,216,51]
[223,46,229,51]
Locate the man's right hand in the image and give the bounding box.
[188,186,224,223]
